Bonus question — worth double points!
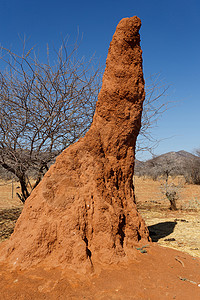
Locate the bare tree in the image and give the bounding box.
[136,154,181,210]
[158,160,181,211]
[0,40,101,202]
[195,148,200,157]
[135,153,178,180]
[160,182,180,210]
[136,73,169,155]
[144,155,181,210]
[184,149,200,185]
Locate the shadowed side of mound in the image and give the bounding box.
[0,16,150,273]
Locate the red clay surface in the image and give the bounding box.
[0,244,200,300]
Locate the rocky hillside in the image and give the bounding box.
[135,150,200,184]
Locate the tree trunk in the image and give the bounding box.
[17,176,30,203]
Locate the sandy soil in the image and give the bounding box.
[0,179,23,209]
[139,209,200,259]
[0,244,200,300]
[135,176,200,259]
[134,175,200,211]
[0,177,200,299]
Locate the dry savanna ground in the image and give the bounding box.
[0,176,200,259]
[135,175,200,258]
[0,176,200,299]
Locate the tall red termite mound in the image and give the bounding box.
[0,16,150,272]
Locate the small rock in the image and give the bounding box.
[164,238,176,242]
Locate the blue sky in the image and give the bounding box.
[0,0,199,160]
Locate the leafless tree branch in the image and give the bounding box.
[0,39,102,202]
[136,73,170,155]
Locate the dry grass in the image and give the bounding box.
[134,176,200,258]
[0,179,23,209]
[134,175,200,210]
[139,209,200,258]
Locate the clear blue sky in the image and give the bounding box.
[0,0,199,160]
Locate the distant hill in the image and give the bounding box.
[135,150,200,184]
[149,150,198,163]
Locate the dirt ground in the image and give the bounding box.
[0,177,200,299]
[134,176,200,259]
[0,244,200,300]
